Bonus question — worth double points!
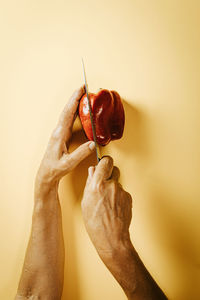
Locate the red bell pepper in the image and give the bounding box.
[79,89,125,146]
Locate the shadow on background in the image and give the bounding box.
[67,100,150,202]
[114,100,150,158]
[146,186,200,299]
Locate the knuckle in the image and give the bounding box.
[93,179,104,193]
[109,180,119,198]
[44,167,59,183]
[110,180,118,190]
[113,165,119,172]
[60,158,72,173]
[125,192,132,205]
[51,125,63,140]
[81,199,86,211]
[101,155,113,168]
[113,166,120,175]
[126,191,132,200]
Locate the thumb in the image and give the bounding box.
[93,156,113,183]
[64,141,95,172]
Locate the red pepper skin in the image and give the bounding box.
[79,89,125,146]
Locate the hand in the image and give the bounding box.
[81,156,133,258]
[82,158,168,300]
[35,86,95,196]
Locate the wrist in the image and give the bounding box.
[105,241,137,266]
[98,239,138,298]
[34,180,60,218]
[34,171,59,201]
[98,236,135,261]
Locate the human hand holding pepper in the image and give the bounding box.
[35,86,96,198]
[16,86,96,300]
[82,156,136,297]
[82,157,167,300]
[82,156,132,256]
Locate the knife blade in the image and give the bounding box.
[81,58,101,163]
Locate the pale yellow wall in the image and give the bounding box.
[0,0,200,299]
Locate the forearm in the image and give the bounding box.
[15,86,93,299]
[82,157,167,299]
[99,241,167,300]
[16,182,65,299]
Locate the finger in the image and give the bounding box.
[110,166,120,181]
[49,86,85,156]
[88,166,95,178]
[59,85,85,128]
[125,191,132,204]
[93,156,114,183]
[52,86,85,142]
[85,166,95,186]
[62,141,95,172]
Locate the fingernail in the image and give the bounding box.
[89,141,95,150]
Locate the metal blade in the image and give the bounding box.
[82,58,100,163]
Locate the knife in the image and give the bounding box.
[81,58,101,163]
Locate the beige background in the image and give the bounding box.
[1,0,200,299]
